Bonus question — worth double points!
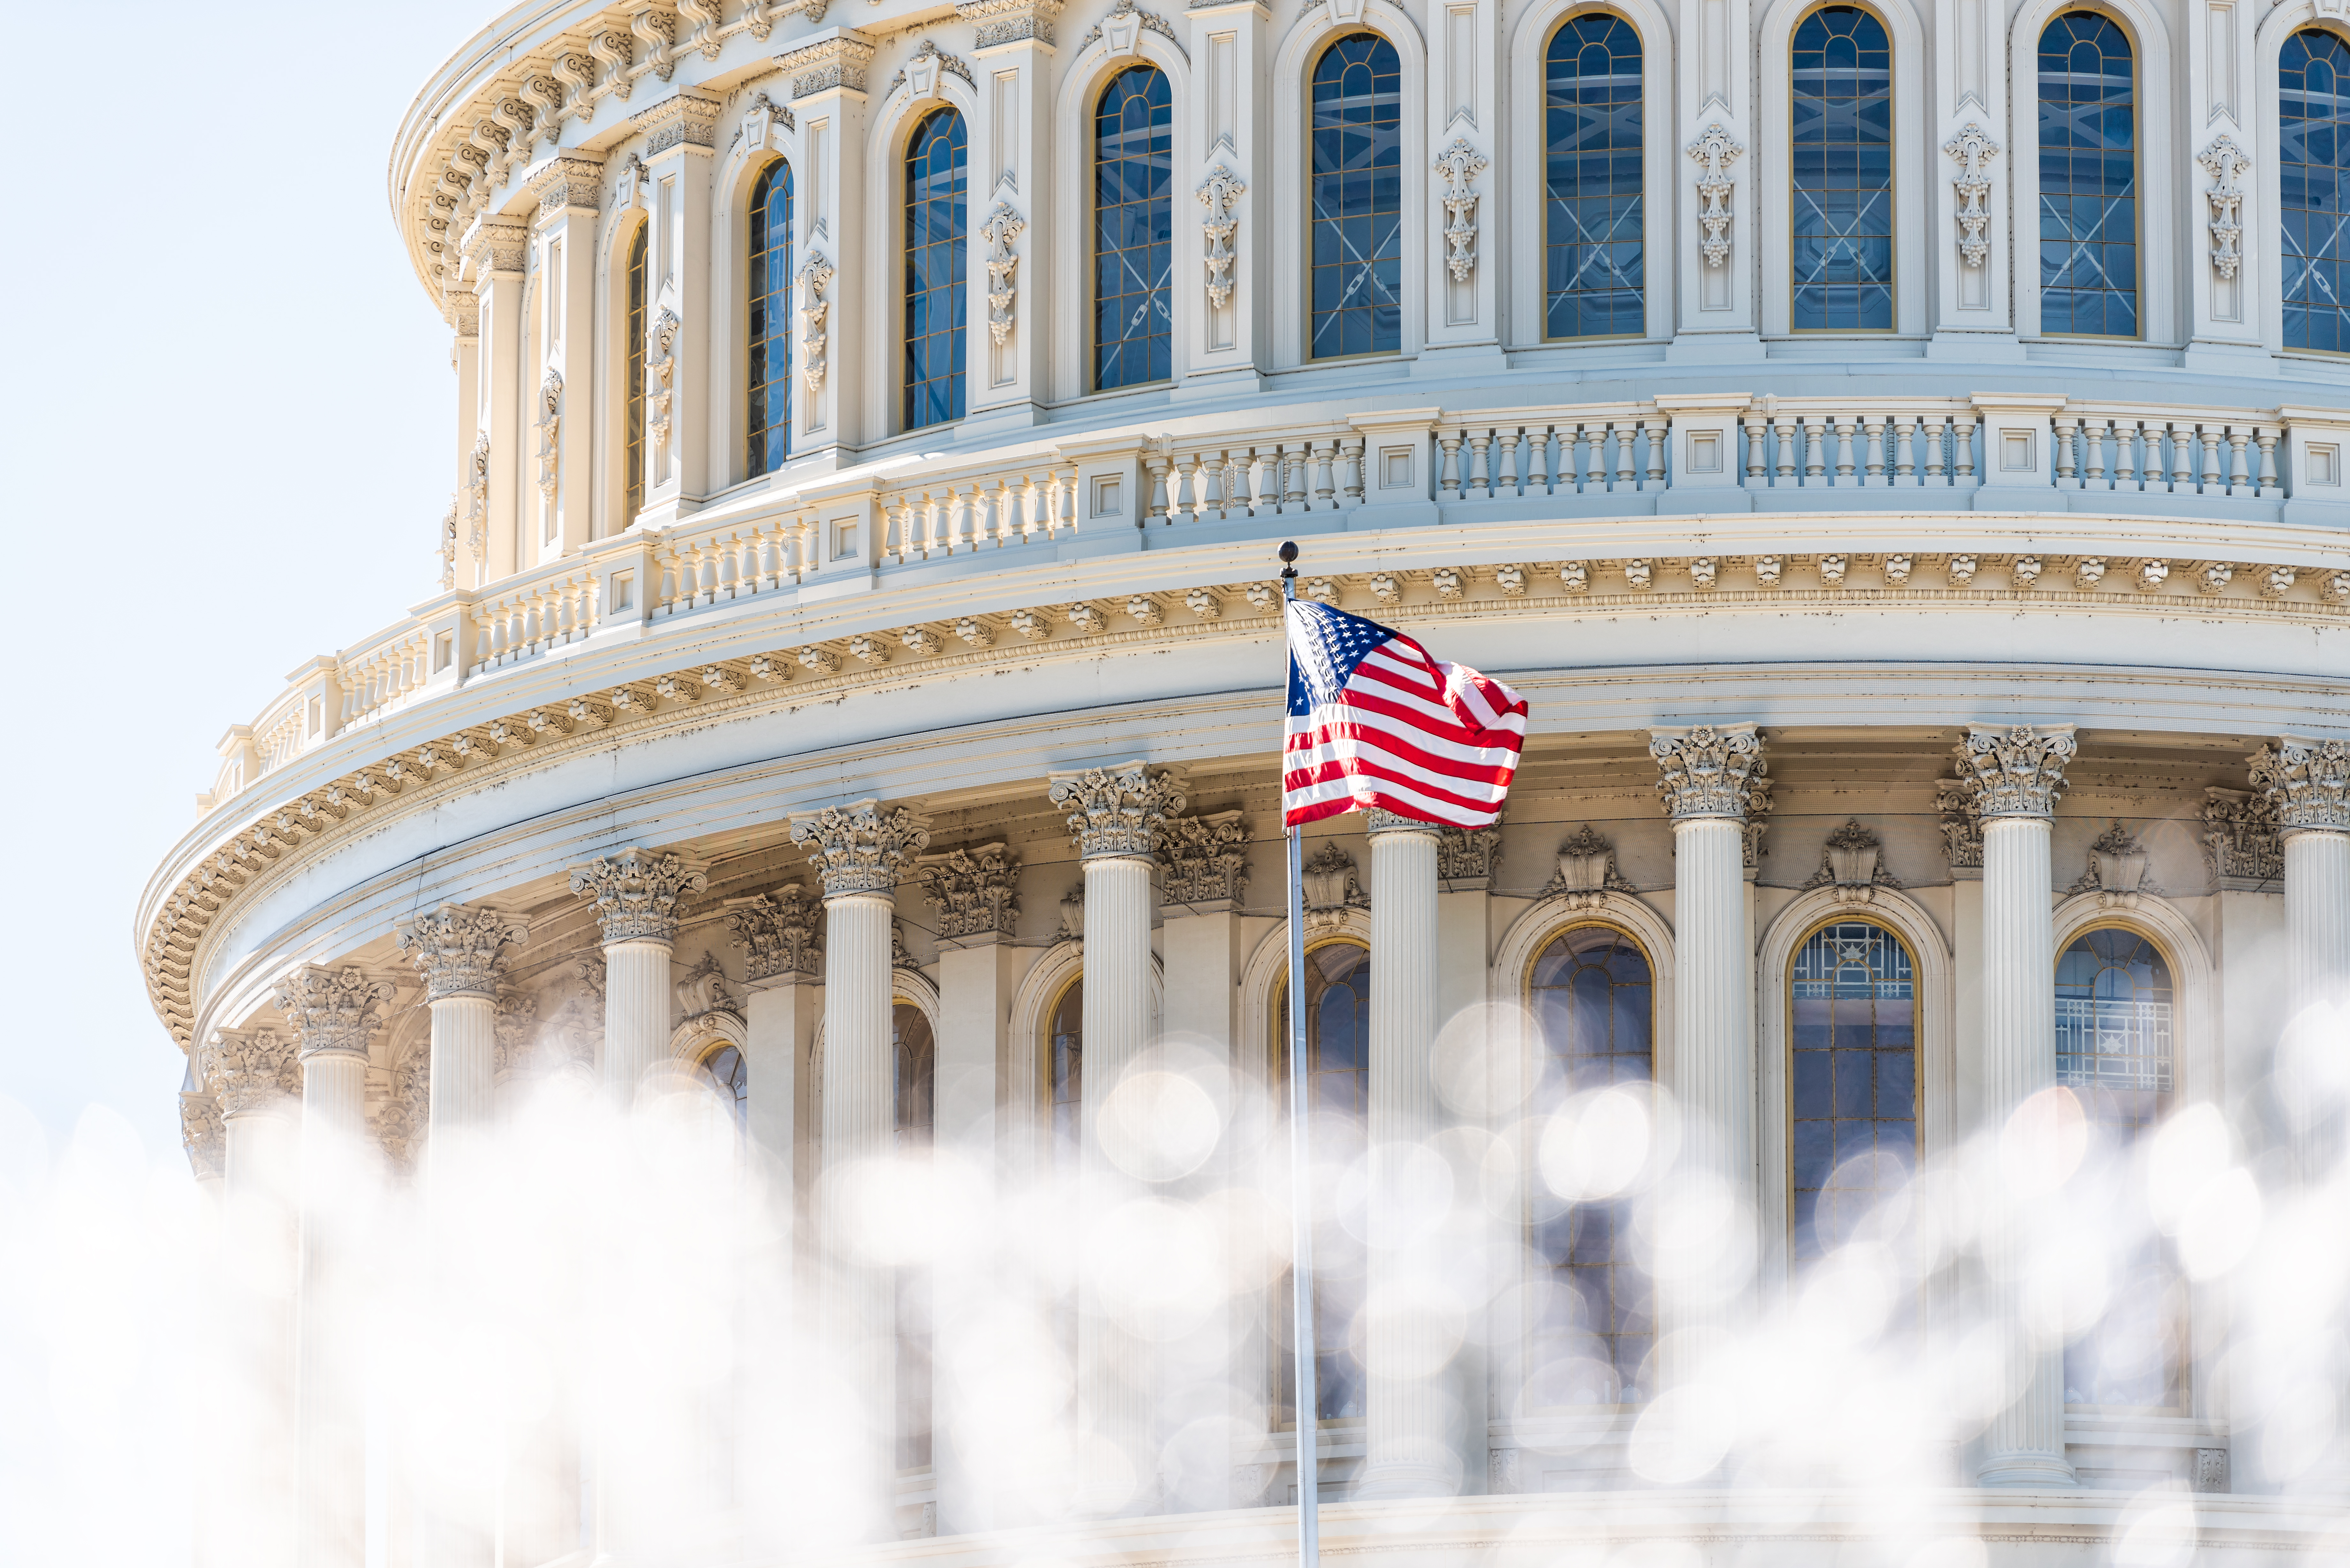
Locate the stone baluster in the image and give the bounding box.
[1045,761,1187,1516]
[2249,736,2350,1178]
[275,965,397,1568]
[200,1025,305,1568]
[1647,725,1771,1415]
[788,801,932,1542]
[1955,723,2080,1487]
[1357,809,1451,1499]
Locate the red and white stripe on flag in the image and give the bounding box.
[1282,597,1528,829]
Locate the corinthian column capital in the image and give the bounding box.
[1048,761,1187,859]
[395,903,531,1000]
[1649,723,1773,822]
[180,1090,226,1180]
[569,847,711,943]
[790,801,932,899]
[2249,735,2350,835]
[200,1026,301,1116]
[726,884,823,980]
[1955,724,2078,820]
[274,965,399,1059]
[917,842,1021,939]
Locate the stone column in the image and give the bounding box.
[1045,762,1185,1515]
[200,1025,304,1568]
[1955,722,2079,1488]
[462,216,526,583]
[1434,824,1499,1491]
[274,966,396,1568]
[788,802,932,1543]
[1648,725,1770,1401]
[918,843,1021,1533]
[396,905,530,1173]
[2250,736,2350,1178]
[1355,810,1449,1497]
[569,850,710,1107]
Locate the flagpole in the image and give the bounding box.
[1277,540,1320,1568]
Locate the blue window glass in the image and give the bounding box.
[1791,6,1894,331]
[1272,941,1371,1423]
[1310,34,1403,359]
[1094,65,1174,389]
[1544,14,1644,338]
[1528,925,1655,1406]
[1790,920,1914,1263]
[904,109,967,430]
[2056,927,2182,1409]
[2039,13,2138,337]
[746,159,793,475]
[2283,28,2350,352]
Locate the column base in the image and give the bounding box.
[1976,1450,2076,1488]
[1353,1460,1456,1500]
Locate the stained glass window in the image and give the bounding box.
[1528,925,1654,1405]
[904,109,968,430]
[1790,920,1915,1263]
[624,223,647,524]
[1791,6,1894,331]
[2057,928,2182,1409]
[1310,34,1404,359]
[746,159,794,474]
[1544,14,1644,338]
[1095,65,1174,389]
[2283,28,2350,352]
[1272,941,1371,1423]
[2038,13,2138,337]
[895,1001,936,1469]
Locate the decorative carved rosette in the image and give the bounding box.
[395,903,530,1001]
[1649,723,1772,822]
[726,885,823,981]
[918,843,1022,939]
[1800,819,1902,906]
[200,1027,301,1118]
[1157,810,1250,905]
[274,965,399,1059]
[790,801,932,898]
[2249,735,2350,835]
[1952,724,2077,820]
[1049,762,1187,860]
[570,847,711,943]
[1543,824,1634,911]
[180,1091,227,1181]
[2202,787,2282,885]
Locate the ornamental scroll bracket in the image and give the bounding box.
[1434,138,1489,283]
[2198,134,2251,281]
[980,203,1025,347]
[1944,122,1999,268]
[1687,123,1743,268]
[797,252,836,395]
[1198,164,1246,309]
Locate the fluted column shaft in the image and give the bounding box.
[1359,817,1448,1498]
[294,1047,368,1568]
[1047,761,1185,1517]
[1960,722,2077,1488]
[600,941,672,1106]
[2284,828,2350,1173]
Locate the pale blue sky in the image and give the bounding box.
[0,6,504,1559]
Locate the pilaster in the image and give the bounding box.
[448,294,482,588]
[1180,1,1270,395]
[963,0,1060,423]
[631,91,721,525]
[1421,0,1500,363]
[779,30,876,464]
[1667,0,1757,357]
[2186,0,2263,366]
[2249,736,2350,1179]
[1928,0,2016,355]
[464,217,528,581]
[526,155,603,561]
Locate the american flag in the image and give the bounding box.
[1282,597,1528,829]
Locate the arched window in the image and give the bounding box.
[2056,927,2181,1408]
[2282,28,2350,352]
[1527,925,1654,1405]
[746,159,794,474]
[904,109,969,430]
[894,1001,936,1469]
[700,1043,747,1127]
[2037,13,2137,337]
[624,222,648,524]
[1790,5,1893,331]
[1048,976,1083,1167]
[1309,34,1404,359]
[1544,14,1644,338]
[1789,920,1915,1262]
[1095,65,1174,389]
[1271,940,1371,1423]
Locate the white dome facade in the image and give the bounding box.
[146,0,2350,1562]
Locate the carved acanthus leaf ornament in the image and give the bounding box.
[1952,725,2077,820]
[918,842,1021,938]
[791,802,932,897]
[1050,762,1187,859]
[395,903,530,1001]
[2249,735,2350,833]
[570,847,709,943]
[201,1027,301,1117]
[1650,723,1771,821]
[727,884,823,980]
[1158,810,1250,905]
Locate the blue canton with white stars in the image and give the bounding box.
[1287,599,1399,716]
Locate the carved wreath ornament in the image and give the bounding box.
[1687,123,1743,268]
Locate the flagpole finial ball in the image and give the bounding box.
[1279,540,1299,579]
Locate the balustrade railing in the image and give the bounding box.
[207,392,2340,807]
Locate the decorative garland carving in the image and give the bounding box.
[1434,138,1489,283]
[1687,123,1743,268]
[2198,135,2250,282]
[1944,122,1998,269]
[797,253,835,395]
[980,204,1025,347]
[1198,165,1246,308]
